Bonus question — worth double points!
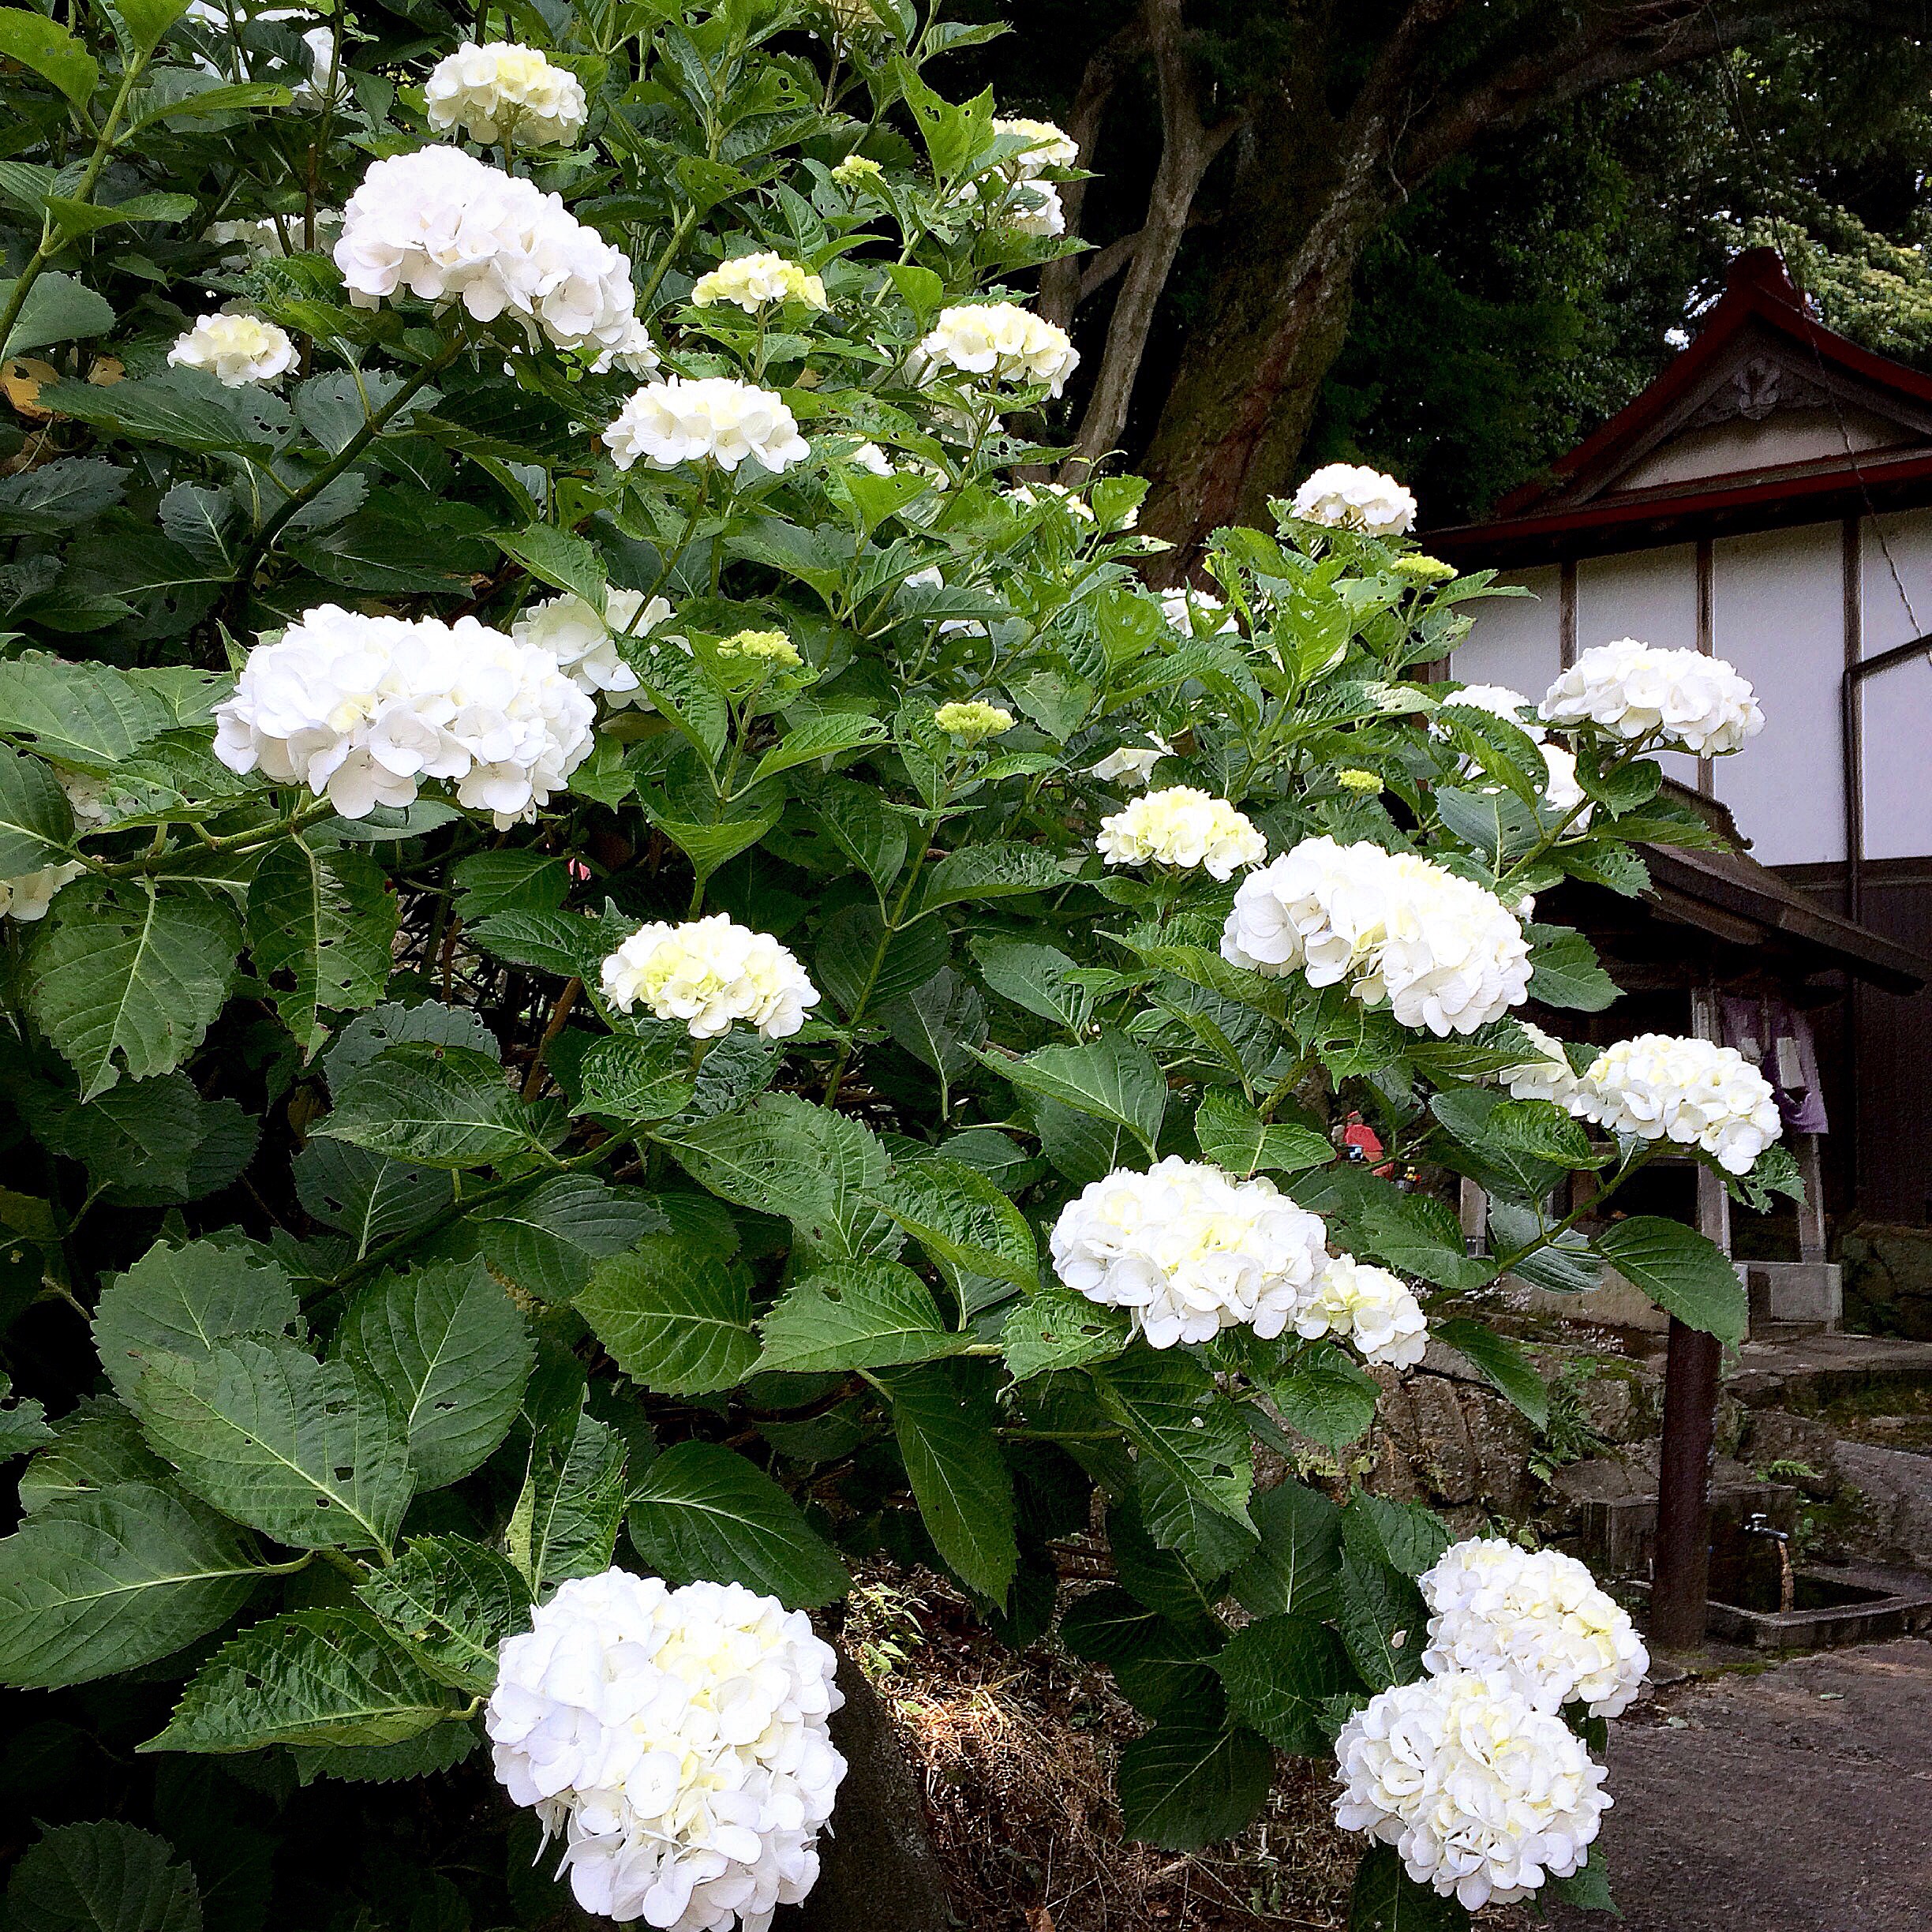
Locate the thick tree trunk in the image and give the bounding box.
[1061,0,1240,473]
[782,1649,952,1932]
[1038,18,1144,337]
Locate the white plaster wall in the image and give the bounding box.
[1858,508,1932,861]
[1710,523,1845,865]
[1578,545,1702,788]
[1447,565,1561,697]
[1615,405,1908,493]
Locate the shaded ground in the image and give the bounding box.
[1540,1640,1932,1932]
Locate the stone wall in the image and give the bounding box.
[1839,1223,1932,1340]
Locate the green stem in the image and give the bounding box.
[226,331,472,612]
[0,51,149,357]
[1492,1147,1654,1273]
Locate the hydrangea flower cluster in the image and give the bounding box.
[1571,1032,1781,1174]
[1222,837,1532,1036]
[167,312,298,387]
[993,115,1079,173]
[1049,1157,1331,1350]
[1333,1668,1609,1910]
[1290,463,1417,536]
[1096,786,1266,879]
[911,303,1079,396]
[1420,1539,1649,1719]
[934,700,1013,743]
[691,253,828,313]
[1440,683,1544,741]
[1088,735,1172,786]
[511,588,673,707]
[486,1569,845,1932]
[425,41,588,148]
[601,915,819,1041]
[212,604,595,825]
[335,147,643,364]
[1538,638,1764,756]
[1157,586,1237,635]
[205,208,342,265]
[603,377,810,475]
[830,152,883,186]
[1294,1252,1428,1368]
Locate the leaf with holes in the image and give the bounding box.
[355,1535,533,1695]
[576,1237,760,1397]
[245,838,397,1058]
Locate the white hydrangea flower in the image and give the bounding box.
[1295,1252,1428,1368]
[993,115,1079,174]
[1573,1032,1780,1174]
[910,303,1078,397]
[602,376,810,475]
[1222,837,1532,1036]
[587,313,661,376]
[291,26,346,109]
[1050,1156,1330,1350]
[212,603,595,826]
[511,587,672,707]
[167,312,298,387]
[841,440,894,477]
[1088,735,1172,787]
[1334,1669,1609,1911]
[1538,638,1764,757]
[425,40,588,147]
[1004,181,1065,237]
[1420,1539,1649,1720]
[1290,463,1417,536]
[1497,1022,1586,1109]
[487,1568,846,1932]
[1157,586,1237,635]
[1440,683,1544,743]
[0,860,84,922]
[601,914,819,1041]
[691,252,828,313]
[335,147,641,363]
[1096,785,1266,880]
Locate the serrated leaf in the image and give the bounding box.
[972,1032,1166,1155]
[970,936,1088,1030]
[491,525,605,610]
[133,1336,413,1555]
[871,1153,1036,1291]
[748,710,886,787]
[1228,1477,1344,1620]
[290,1140,452,1259]
[246,838,397,1056]
[355,1535,532,1694]
[144,1607,466,1754]
[1341,1494,1452,1579]
[0,653,169,762]
[919,840,1063,909]
[885,1361,1017,1602]
[1194,1091,1334,1178]
[322,1000,499,1089]
[508,1408,626,1593]
[335,1261,533,1490]
[0,13,98,105]
[288,1720,475,1787]
[1215,1612,1347,1754]
[466,1173,671,1305]
[4,1823,199,1932]
[1337,1548,1427,1690]
[627,1441,848,1609]
[758,1260,962,1374]
[576,1236,760,1396]
[17,1398,167,1513]
[0,744,73,873]
[0,1481,264,1690]
[1349,1186,1496,1293]
[1267,1344,1381,1451]
[1526,925,1619,1011]
[320,1043,534,1169]
[661,1092,898,1264]
[1000,1289,1129,1380]
[1592,1215,1747,1342]
[1091,1351,1255,1566]
[1058,1586,1222,1718]
[1116,1713,1272,1852]
[26,882,239,1099]
[93,1238,300,1409]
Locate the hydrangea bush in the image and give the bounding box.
[0,6,1794,1930]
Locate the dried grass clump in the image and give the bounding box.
[843,1569,1359,1932]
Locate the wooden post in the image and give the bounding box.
[1650,986,1732,1651]
[1795,1132,1828,1264]
[1458,1177,1487,1252]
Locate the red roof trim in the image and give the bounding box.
[1428,249,1932,558]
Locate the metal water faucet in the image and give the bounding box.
[1743,1511,1789,1544]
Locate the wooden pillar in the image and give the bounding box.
[1695,538,1716,797]
[1651,986,1732,1650]
[1795,1132,1828,1265]
[1559,560,1578,668]
[1458,1177,1488,1252]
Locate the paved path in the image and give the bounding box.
[1544,1641,1932,1931]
